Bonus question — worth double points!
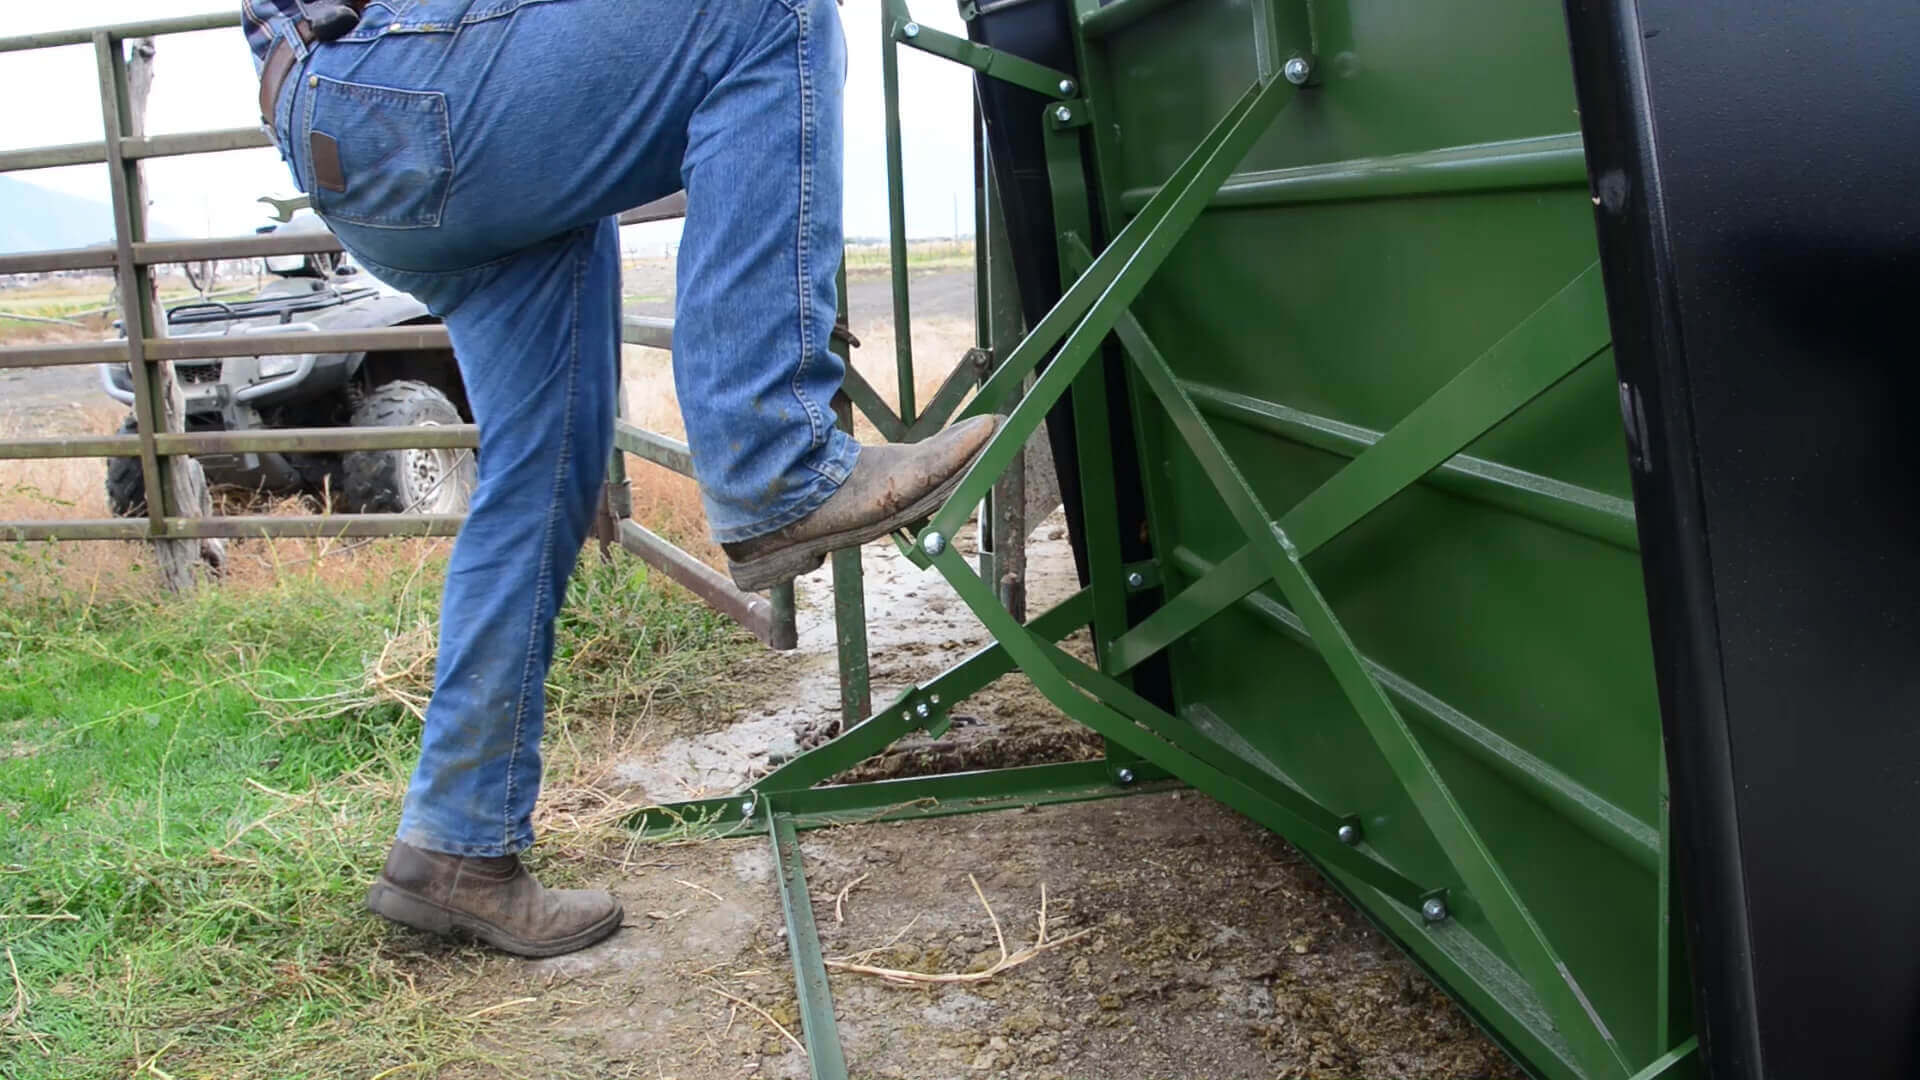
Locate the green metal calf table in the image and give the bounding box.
[633,2,1920,1079]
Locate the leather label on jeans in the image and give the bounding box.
[310,131,348,193]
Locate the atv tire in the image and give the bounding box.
[106,413,147,517]
[343,380,476,514]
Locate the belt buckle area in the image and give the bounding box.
[258,38,299,137]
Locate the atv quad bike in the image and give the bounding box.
[102,213,475,516]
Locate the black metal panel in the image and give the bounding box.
[968,0,1091,583]
[1564,3,1920,1078]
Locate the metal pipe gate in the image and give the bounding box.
[0,10,1034,692]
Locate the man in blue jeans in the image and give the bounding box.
[244,0,998,957]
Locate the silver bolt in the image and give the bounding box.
[1283,56,1312,86]
[1126,571,1145,588]
[1337,823,1360,846]
[1421,897,1448,923]
[921,530,946,556]
[1058,78,1077,96]
[915,701,931,719]
[1053,104,1072,123]
[902,21,920,38]
[740,797,756,820]
[1116,768,1136,785]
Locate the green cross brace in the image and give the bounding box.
[924,543,1432,910]
[894,74,1297,567]
[1104,262,1614,676]
[885,1,1078,100]
[1109,299,1632,1080]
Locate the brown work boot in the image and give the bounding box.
[365,840,622,958]
[722,414,1002,591]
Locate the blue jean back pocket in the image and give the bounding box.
[304,77,453,230]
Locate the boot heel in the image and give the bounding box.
[366,880,454,934]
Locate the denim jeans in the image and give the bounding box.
[262,0,855,855]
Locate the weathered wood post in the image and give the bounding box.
[124,37,224,588]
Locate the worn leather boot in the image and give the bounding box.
[365,840,623,958]
[723,414,1002,591]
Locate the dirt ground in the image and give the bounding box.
[419,530,1524,1080]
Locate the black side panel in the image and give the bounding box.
[968,0,1090,583]
[1564,3,1920,1078]
[968,0,1075,331]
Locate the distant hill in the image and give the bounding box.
[0,175,186,255]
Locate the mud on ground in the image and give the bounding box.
[437,792,1519,1080]
[429,525,1524,1079]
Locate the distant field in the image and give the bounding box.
[0,273,234,347]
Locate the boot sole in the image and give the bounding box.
[726,418,1003,592]
[366,878,623,959]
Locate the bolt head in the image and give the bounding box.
[1126,571,1145,588]
[920,530,947,556]
[915,701,931,718]
[740,797,756,819]
[1053,104,1073,123]
[902,21,920,38]
[1283,56,1312,86]
[1115,768,1136,785]
[1058,78,1076,96]
[1421,897,1448,923]
[1337,823,1360,846]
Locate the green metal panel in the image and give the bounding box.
[1065,2,1679,1077]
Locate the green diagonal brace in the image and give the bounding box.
[1118,299,1631,1079]
[1105,263,1612,676]
[902,349,988,442]
[924,545,1434,912]
[837,367,906,443]
[901,76,1294,565]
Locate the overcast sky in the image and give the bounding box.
[0,0,977,250]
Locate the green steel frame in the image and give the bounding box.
[627,3,1698,1079]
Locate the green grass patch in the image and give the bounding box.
[0,555,749,1078]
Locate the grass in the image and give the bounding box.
[0,549,752,1078]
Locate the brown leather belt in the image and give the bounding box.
[259,2,369,137]
[258,23,314,138]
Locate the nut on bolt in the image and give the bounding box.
[740,796,757,820]
[902,21,920,38]
[1283,55,1312,86]
[921,530,946,556]
[1115,767,1136,785]
[1053,104,1073,123]
[1421,896,1449,923]
[1126,571,1145,588]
